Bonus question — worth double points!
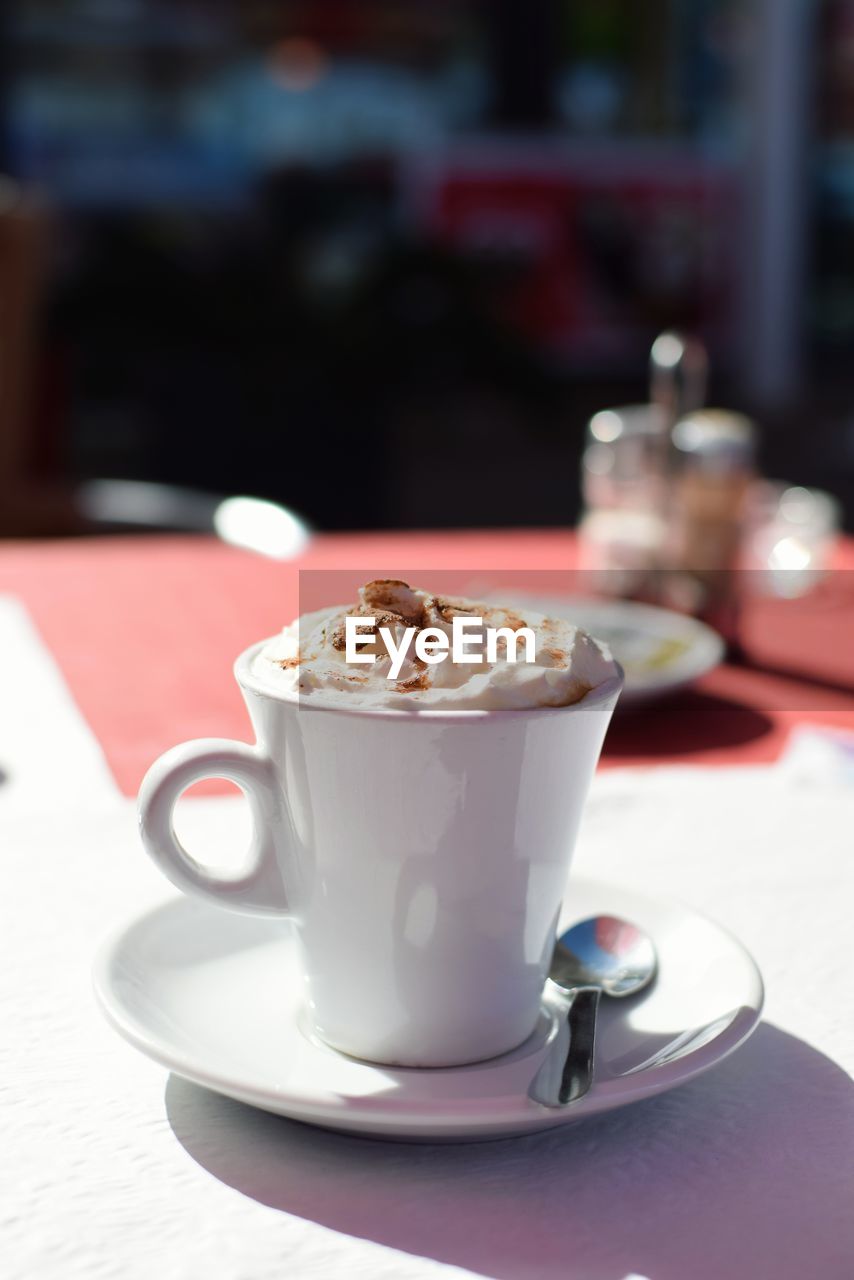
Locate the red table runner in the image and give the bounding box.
[1,529,852,796]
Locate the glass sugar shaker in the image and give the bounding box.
[579,332,708,598]
[664,409,758,633]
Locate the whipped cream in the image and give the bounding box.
[250,580,618,711]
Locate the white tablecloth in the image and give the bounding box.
[2,598,852,1280]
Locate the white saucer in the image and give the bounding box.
[496,593,725,707]
[93,878,763,1142]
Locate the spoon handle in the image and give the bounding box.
[558,986,601,1105]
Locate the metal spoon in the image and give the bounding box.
[529,915,657,1108]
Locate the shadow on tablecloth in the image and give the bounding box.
[166,1023,853,1280]
[603,691,775,760]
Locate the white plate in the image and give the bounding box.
[93,878,762,1142]
[499,595,725,707]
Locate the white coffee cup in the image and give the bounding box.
[138,639,622,1067]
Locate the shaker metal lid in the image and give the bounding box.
[587,404,668,443]
[671,409,757,470]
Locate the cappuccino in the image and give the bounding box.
[252,579,617,710]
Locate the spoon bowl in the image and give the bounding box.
[550,914,657,999]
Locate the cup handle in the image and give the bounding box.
[137,738,289,915]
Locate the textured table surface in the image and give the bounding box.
[2,583,853,1280]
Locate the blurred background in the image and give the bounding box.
[1,0,852,537]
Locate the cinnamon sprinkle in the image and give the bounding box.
[395,671,429,692]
